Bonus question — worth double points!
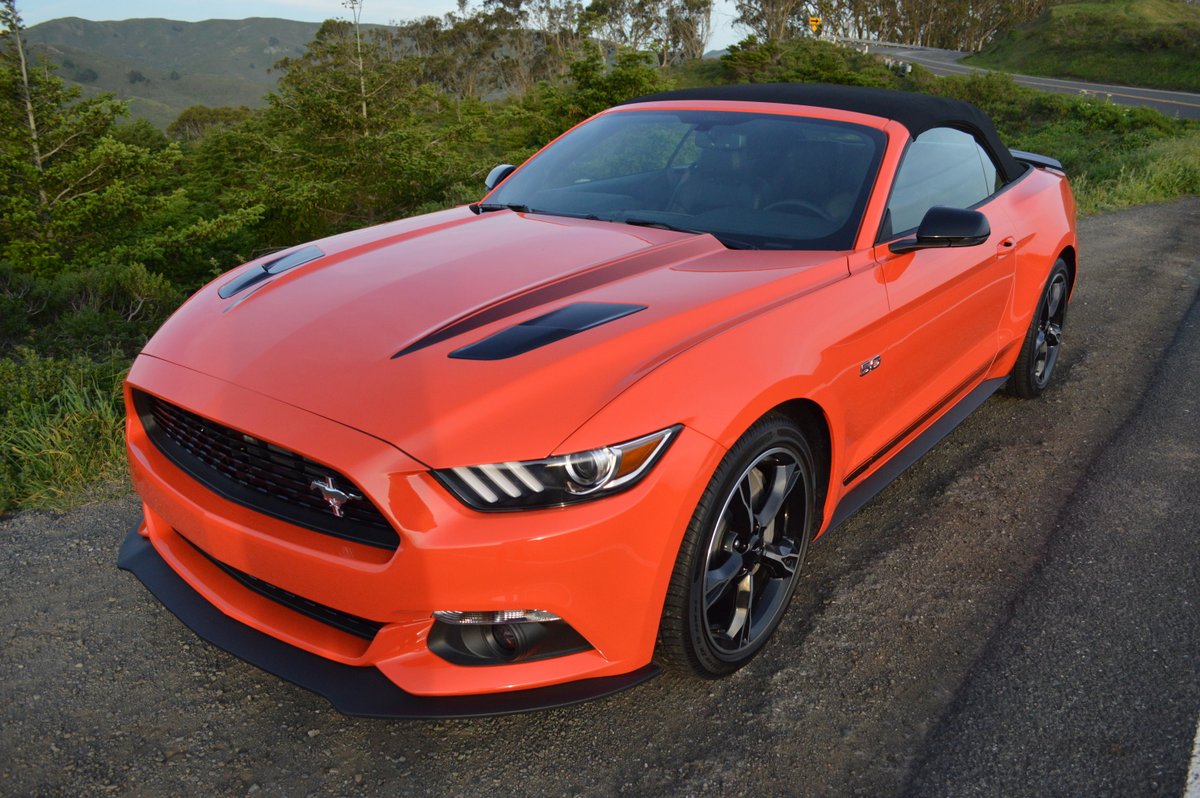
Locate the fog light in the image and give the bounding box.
[491,623,521,653]
[432,609,561,625]
[427,613,591,666]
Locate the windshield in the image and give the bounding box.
[484,109,886,251]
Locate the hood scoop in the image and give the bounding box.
[448,302,646,361]
[218,245,325,299]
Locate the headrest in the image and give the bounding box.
[695,127,747,151]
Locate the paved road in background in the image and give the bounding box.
[857,42,1200,120]
[2,199,1198,796]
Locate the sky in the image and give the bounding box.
[22,0,747,50]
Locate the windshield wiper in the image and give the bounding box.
[621,218,756,250]
[622,217,706,235]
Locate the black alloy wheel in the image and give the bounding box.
[658,414,818,676]
[1008,258,1071,399]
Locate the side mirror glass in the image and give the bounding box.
[485,164,517,191]
[889,206,991,254]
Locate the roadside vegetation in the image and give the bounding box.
[1,0,1197,514]
[966,0,1200,92]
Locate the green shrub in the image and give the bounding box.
[0,261,183,358]
[0,349,128,513]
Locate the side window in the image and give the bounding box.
[884,127,1003,238]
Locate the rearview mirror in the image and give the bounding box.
[889,206,990,254]
[484,164,517,191]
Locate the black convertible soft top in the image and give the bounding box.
[623,83,1024,183]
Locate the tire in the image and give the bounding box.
[1007,258,1070,399]
[657,414,818,677]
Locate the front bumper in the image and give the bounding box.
[123,354,722,706]
[118,527,659,718]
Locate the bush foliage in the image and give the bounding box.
[0,10,1196,513]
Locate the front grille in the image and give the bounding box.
[135,391,400,550]
[183,534,386,640]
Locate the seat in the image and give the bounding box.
[668,130,767,215]
[767,141,855,224]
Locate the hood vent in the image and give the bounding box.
[449,302,646,361]
[218,245,325,299]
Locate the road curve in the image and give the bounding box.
[856,42,1200,120]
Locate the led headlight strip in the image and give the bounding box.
[434,425,681,510]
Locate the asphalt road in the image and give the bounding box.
[856,42,1200,120]
[2,198,1198,796]
[907,241,1200,796]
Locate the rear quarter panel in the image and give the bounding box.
[989,167,1078,378]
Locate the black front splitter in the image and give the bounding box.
[117,528,660,719]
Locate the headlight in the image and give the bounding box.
[433,425,681,510]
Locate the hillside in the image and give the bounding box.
[25,17,323,128]
[966,0,1200,91]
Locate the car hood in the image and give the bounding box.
[142,207,847,467]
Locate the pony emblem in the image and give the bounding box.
[309,476,361,518]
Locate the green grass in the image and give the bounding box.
[0,350,129,514]
[1071,128,1200,212]
[965,0,1200,92]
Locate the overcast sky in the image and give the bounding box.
[23,1,747,50]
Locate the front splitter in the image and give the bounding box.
[117,527,660,719]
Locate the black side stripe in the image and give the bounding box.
[843,363,991,486]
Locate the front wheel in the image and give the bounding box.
[657,414,818,677]
[1007,259,1070,399]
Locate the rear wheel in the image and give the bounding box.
[1007,259,1070,399]
[657,414,818,677]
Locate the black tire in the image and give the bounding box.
[1007,258,1070,399]
[657,414,818,677]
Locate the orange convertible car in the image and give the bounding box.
[120,84,1077,717]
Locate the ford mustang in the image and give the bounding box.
[119,83,1077,718]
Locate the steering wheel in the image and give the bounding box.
[763,199,836,222]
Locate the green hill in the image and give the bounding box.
[966,0,1200,92]
[26,17,324,128]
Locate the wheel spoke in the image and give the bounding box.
[723,571,753,644]
[704,551,743,611]
[1046,278,1065,318]
[754,463,799,532]
[761,541,800,578]
[750,578,786,639]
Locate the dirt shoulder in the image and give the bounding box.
[2,198,1198,797]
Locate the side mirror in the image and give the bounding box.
[484,164,517,191]
[889,206,990,254]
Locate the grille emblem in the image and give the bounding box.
[309,476,362,518]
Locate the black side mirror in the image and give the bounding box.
[889,206,991,254]
[485,164,517,191]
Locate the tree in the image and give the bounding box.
[223,19,485,242]
[666,0,714,62]
[0,1,260,279]
[166,105,253,143]
[735,0,809,42]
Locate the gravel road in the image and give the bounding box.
[2,198,1198,797]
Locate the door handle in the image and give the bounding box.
[997,236,1016,253]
